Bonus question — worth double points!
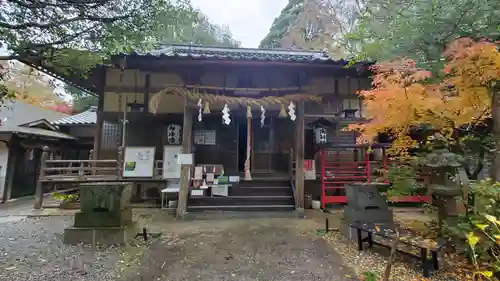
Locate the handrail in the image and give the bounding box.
[40,158,165,182]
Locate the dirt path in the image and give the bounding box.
[125,217,357,281]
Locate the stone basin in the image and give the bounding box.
[75,182,133,228]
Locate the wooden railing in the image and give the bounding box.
[38,146,165,182]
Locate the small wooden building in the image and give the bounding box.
[0,101,76,202]
[29,44,375,214]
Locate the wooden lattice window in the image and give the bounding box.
[101,121,121,149]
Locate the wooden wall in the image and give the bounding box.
[101,68,371,115]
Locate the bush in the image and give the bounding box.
[449,180,500,280]
[467,214,500,280]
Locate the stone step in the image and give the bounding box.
[187,204,295,212]
[188,195,294,206]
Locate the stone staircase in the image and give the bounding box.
[187,178,295,213]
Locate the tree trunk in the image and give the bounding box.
[490,86,500,181]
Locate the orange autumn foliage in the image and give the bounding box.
[15,93,73,114]
[349,38,500,155]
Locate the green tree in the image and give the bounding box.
[259,0,304,48]
[259,0,360,57]
[349,0,500,68]
[64,84,97,113]
[0,0,240,103]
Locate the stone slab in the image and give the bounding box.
[63,222,138,245]
[344,207,394,226]
[345,183,389,210]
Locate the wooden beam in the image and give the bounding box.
[34,146,50,209]
[295,101,305,210]
[176,98,193,219]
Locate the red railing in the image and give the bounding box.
[320,144,431,208]
[320,147,370,207]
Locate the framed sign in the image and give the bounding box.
[163,145,182,179]
[194,130,216,145]
[123,146,155,178]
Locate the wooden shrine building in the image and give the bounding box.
[28,44,377,216]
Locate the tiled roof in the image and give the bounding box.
[0,100,68,126]
[0,124,75,139]
[122,44,354,64]
[52,106,97,125]
[0,100,75,139]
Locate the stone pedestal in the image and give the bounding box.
[343,183,394,241]
[432,185,462,235]
[64,182,136,245]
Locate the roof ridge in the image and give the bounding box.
[162,43,328,56]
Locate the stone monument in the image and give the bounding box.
[64,182,137,245]
[343,183,394,240]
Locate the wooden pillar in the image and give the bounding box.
[294,101,305,210]
[244,115,252,181]
[176,99,193,219]
[93,111,104,159]
[34,146,49,209]
[93,67,106,160]
[2,136,19,203]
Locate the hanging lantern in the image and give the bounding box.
[246,105,252,118]
[203,101,211,114]
[279,104,287,118]
[167,124,182,144]
[222,103,231,125]
[197,99,203,122]
[260,106,266,127]
[309,118,333,145]
[288,101,296,121]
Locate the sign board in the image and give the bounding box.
[177,153,194,165]
[163,146,182,179]
[304,159,316,180]
[123,146,155,178]
[194,130,216,145]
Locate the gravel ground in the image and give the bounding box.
[122,218,358,281]
[0,217,124,281]
[0,214,360,281]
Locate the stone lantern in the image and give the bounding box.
[423,148,462,234]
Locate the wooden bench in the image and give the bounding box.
[351,222,447,278]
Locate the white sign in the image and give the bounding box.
[212,185,229,197]
[304,159,316,180]
[177,153,194,165]
[163,146,182,179]
[123,146,155,178]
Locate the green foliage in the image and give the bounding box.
[361,271,378,281]
[52,193,79,203]
[0,0,240,102]
[349,0,500,69]
[259,0,304,48]
[467,213,500,280]
[447,180,500,272]
[387,163,422,196]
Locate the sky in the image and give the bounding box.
[190,0,288,48]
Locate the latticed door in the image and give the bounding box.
[252,117,272,172]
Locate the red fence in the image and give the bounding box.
[320,144,431,208]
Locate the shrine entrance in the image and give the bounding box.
[236,114,293,175]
